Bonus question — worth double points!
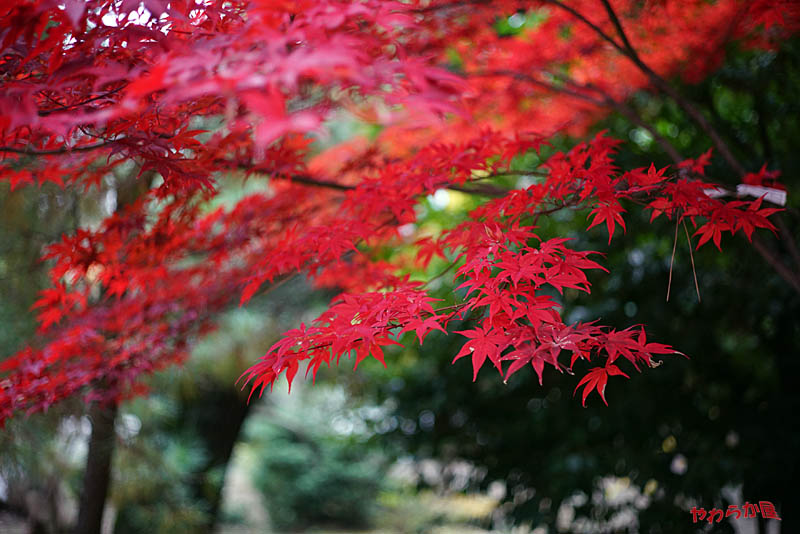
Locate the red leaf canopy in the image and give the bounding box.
[0,0,794,421]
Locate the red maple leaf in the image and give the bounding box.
[574,365,630,407]
[587,202,626,244]
[454,324,510,380]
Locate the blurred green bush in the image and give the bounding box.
[252,422,384,531]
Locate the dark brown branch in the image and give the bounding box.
[599,0,746,175]
[38,84,128,117]
[775,215,800,269]
[556,75,685,164]
[0,141,114,156]
[550,0,747,176]
[242,166,511,197]
[287,174,354,191]
[601,94,683,165]
[541,0,627,54]
[593,0,798,292]
[475,69,684,164]
[448,182,509,197]
[474,69,607,107]
[751,235,800,294]
[598,0,637,56]
[413,0,490,14]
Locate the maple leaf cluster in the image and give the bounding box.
[0,0,794,422]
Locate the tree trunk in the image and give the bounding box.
[186,384,252,534]
[75,401,118,534]
[74,169,150,534]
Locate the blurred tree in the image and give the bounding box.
[250,415,385,531]
[0,180,91,533]
[111,278,333,534]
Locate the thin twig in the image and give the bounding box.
[473,69,606,106]
[0,141,114,156]
[448,182,508,197]
[38,84,128,117]
[666,217,679,302]
[413,0,490,14]
[285,173,354,191]
[682,221,701,302]
[241,166,511,197]
[597,93,684,164]
[422,259,458,289]
[476,69,684,164]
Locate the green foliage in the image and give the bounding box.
[376,489,499,534]
[251,421,384,531]
[111,388,215,534]
[0,184,78,357]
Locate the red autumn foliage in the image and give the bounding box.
[0,0,794,421]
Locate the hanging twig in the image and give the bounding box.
[682,221,701,302]
[666,217,679,301]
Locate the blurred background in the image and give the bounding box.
[1,24,798,534]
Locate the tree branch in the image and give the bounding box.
[447,182,508,197]
[241,166,511,197]
[0,141,114,156]
[285,174,354,191]
[413,0,490,14]
[474,69,684,164]
[593,0,797,291]
[38,84,128,117]
[751,235,800,294]
[472,69,607,106]
[775,215,800,269]
[597,0,636,55]
[541,0,627,55]
[549,0,747,176]
[601,93,683,165]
